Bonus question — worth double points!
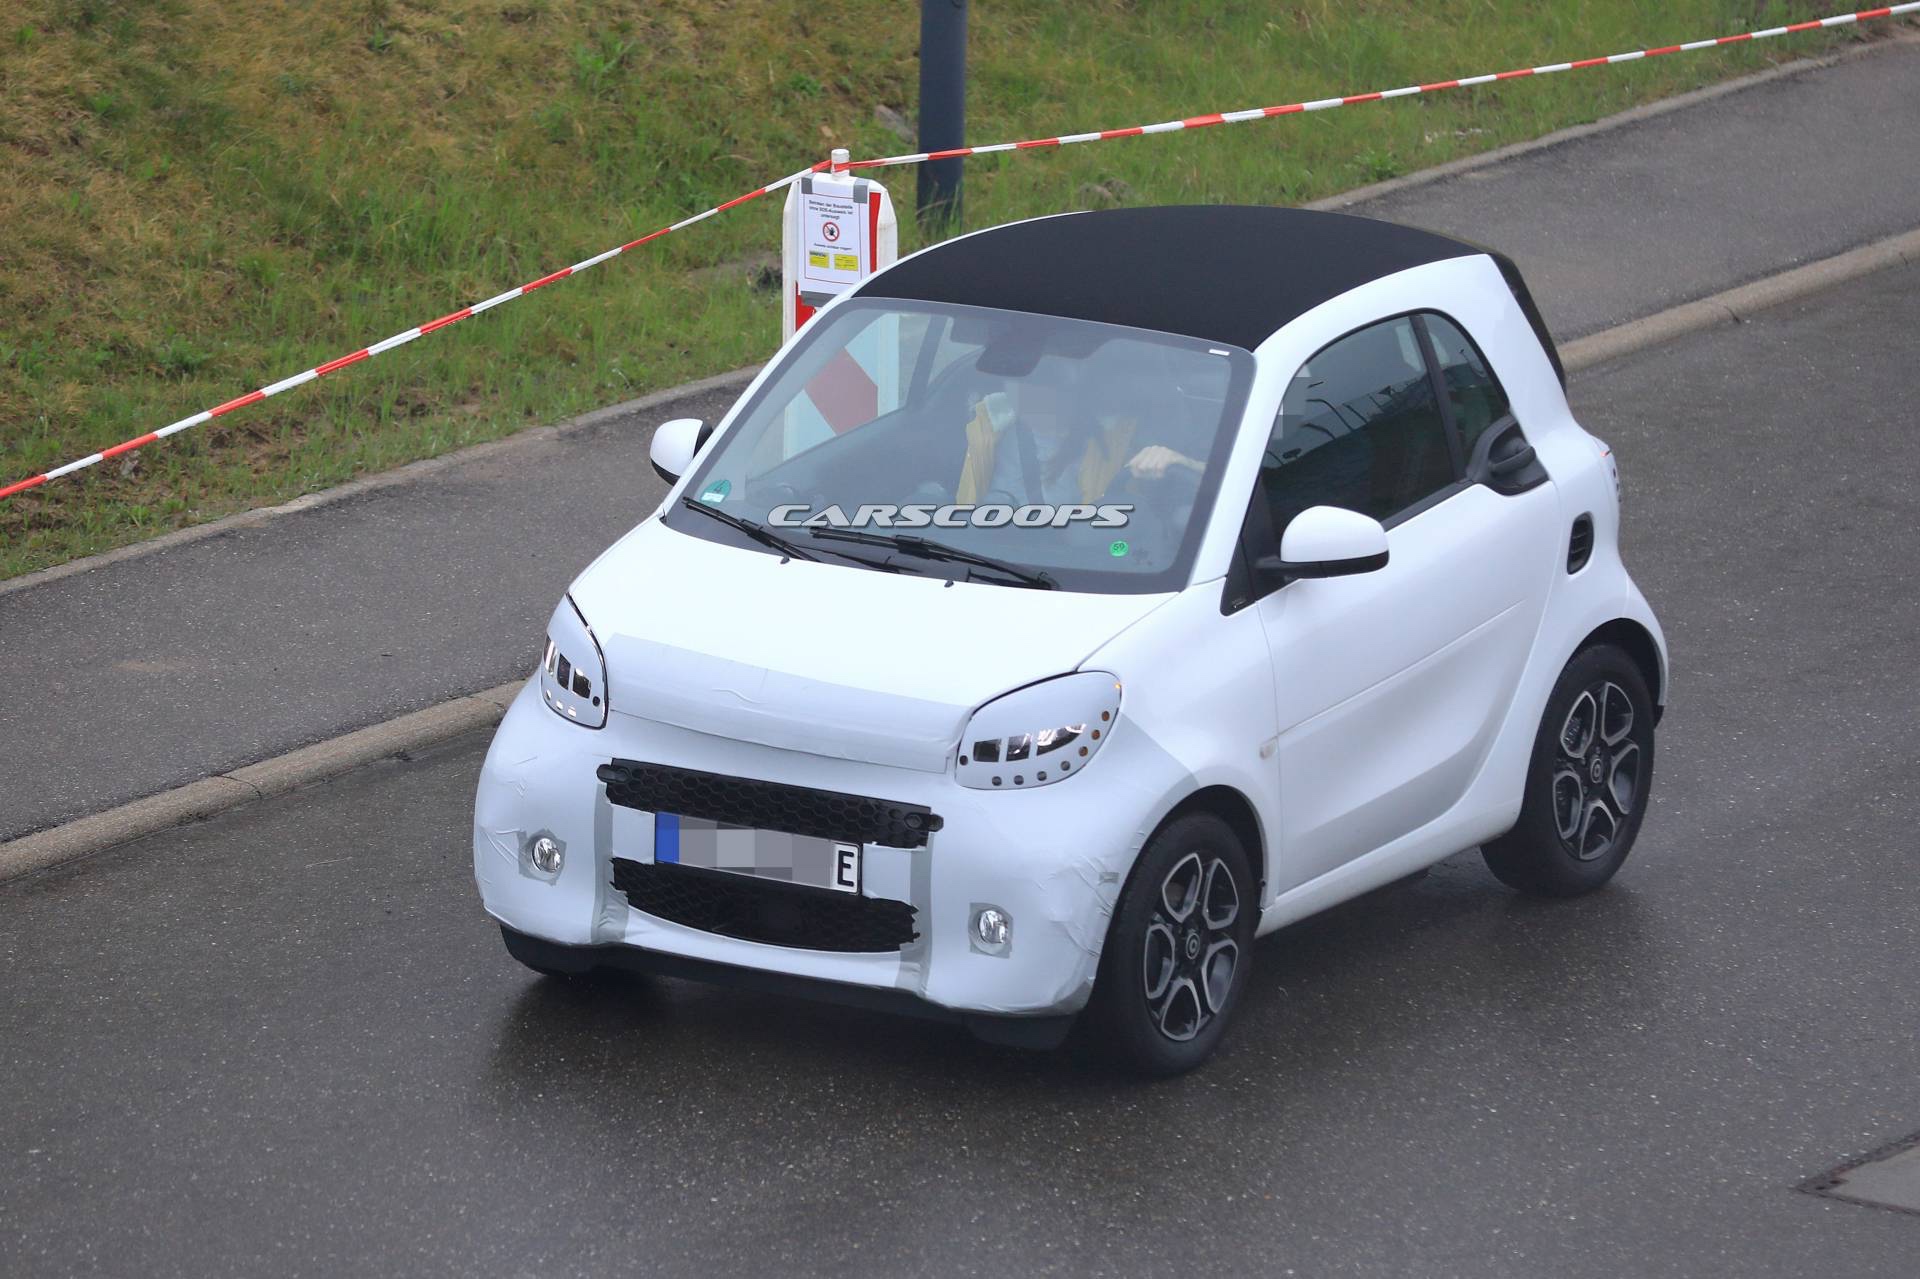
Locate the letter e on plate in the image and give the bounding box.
[832,842,861,893]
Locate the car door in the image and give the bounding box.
[1241,312,1562,892]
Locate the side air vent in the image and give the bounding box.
[1567,514,1594,574]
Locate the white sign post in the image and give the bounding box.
[781,148,898,345]
[777,150,902,457]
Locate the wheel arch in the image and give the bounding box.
[1157,784,1268,901]
[1577,617,1666,722]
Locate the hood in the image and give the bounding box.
[569,519,1170,773]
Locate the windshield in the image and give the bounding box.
[663,299,1254,593]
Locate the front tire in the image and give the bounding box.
[1086,812,1256,1076]
[1482,644,1656,897]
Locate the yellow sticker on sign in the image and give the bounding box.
[808,251,830,269]
[831,252,859,272]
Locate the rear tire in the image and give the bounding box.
[1085,812,1256,1077]
[500,924,598,978]
[1482,644,1656,897]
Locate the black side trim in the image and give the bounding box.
[1220,507,1261,615]
[497,925,1077,1049]
[611,858,919,953]
[598,759,944,849]
[1412,313,1470,480]
[1257,548,1390,582]
[1490,251,1567,388]
[1287,549,1389,578]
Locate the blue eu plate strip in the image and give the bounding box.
[652,811,680,863]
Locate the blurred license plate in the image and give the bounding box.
[652,813,860,894]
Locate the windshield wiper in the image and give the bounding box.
[680,498,915,573]
[680,496,820,562]
[805,527,1056,589]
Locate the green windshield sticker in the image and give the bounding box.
[1108,540,1129,558]
[698,479,731,504]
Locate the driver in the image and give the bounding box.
[953,357,1202,505]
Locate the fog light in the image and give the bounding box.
[971,905,1011,956]
[529,835,563,874]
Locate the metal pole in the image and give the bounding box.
[917,0,968,228]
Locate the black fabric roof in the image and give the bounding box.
[860,205,1481,351]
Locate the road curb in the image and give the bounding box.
[1561,228,1920,373]
[0,366,762,602]
[6,224,1916,886]
[0,681,524,883]
[1307,28,1920,216]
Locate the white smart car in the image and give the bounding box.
[473,206,1666,1075]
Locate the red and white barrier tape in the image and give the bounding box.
[0,162,821,502]
[6,2,1914,502]
[837,4,1920,173]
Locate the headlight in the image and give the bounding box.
[956,671,1121,790]
[540,595,608,728]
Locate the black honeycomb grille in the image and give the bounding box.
[611,858,919,953]
[597,759,943,849]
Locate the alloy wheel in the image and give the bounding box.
[1142,851,1240,1042]
[1550,680,1642,862]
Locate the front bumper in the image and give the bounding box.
[472,680,1187,1019]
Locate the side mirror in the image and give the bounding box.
[1257,505,1389,581]
[648,417,706,485]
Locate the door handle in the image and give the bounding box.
[1469,418,1547,494]
[1487,441,1536,476]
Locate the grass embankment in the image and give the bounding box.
[0,1,1871,578]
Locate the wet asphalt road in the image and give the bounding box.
[4,267,1918,1276]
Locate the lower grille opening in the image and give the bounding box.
[612,858,919,954]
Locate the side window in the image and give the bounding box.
[1423,314,1512,457]
[1261,316,1456,535]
